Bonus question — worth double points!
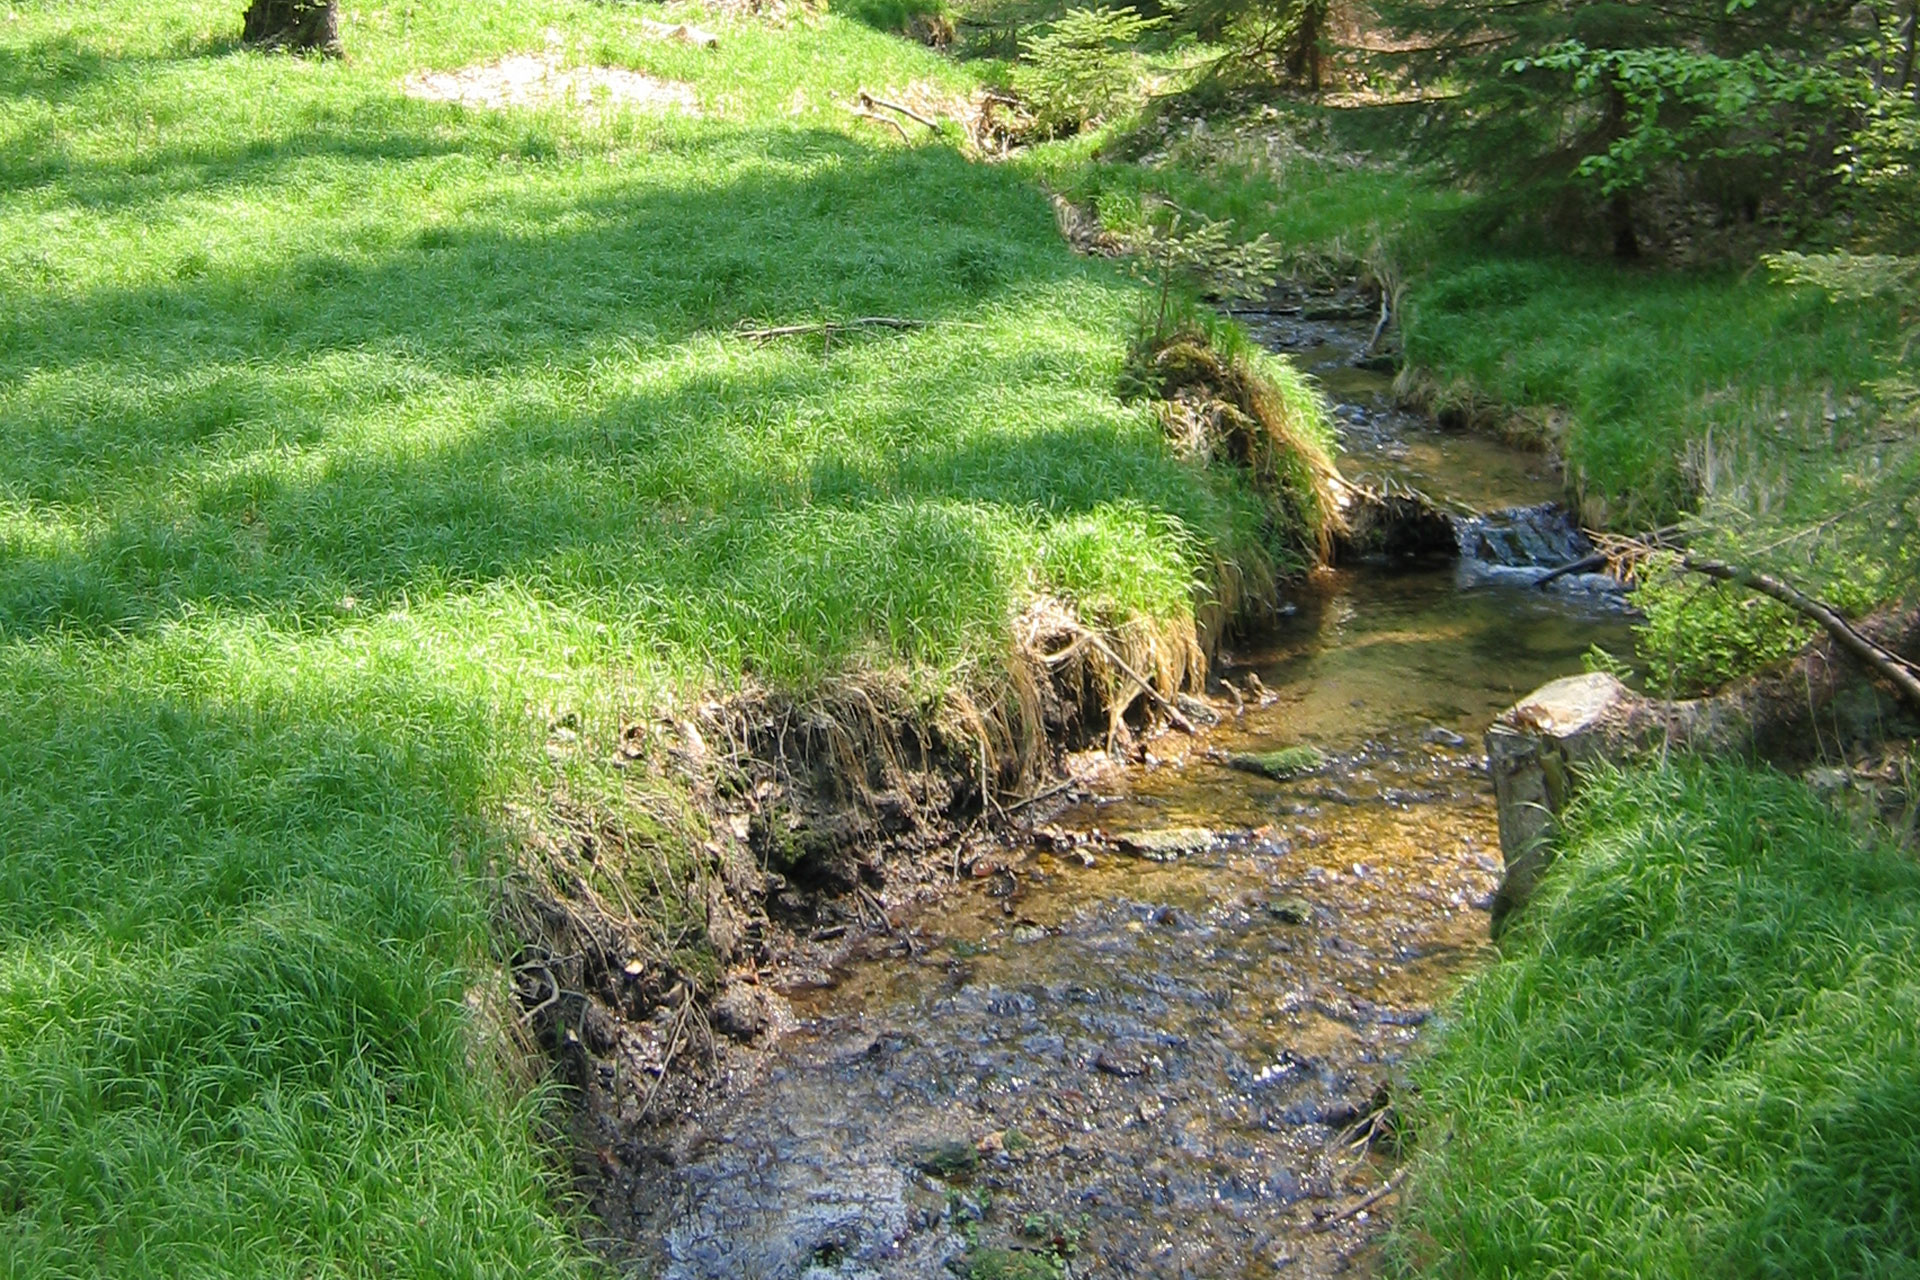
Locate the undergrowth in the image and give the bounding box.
[1394,760,1920,1278]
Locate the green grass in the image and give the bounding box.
[1021,95,1913,540]
[0,0,1306,1273]
[1394,760,1920,1278]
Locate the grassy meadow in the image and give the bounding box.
[0,1,1300,1272]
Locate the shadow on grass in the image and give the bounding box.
[0,120,1228,656]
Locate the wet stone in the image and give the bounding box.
[1093,1043,1159,1078]
[709,986,772,1041]
[1218,746,1326,781]
[1114,827,1216,860]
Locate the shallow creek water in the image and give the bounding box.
[607,316,1637,1279]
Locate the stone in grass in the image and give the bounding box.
[907,1138,979,1179]
[1219,745,1326,781]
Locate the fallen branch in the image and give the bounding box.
[1532,552,1608,591]
[1312,1170,1405,1232]
[1680,555,1920,714]
[736,316,932,342]
[847,105,909,141]
[858,89,941,131]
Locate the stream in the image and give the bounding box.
[598,310,1638,1279]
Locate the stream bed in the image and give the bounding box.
[597,312,1638,1279]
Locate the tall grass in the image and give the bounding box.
[1394,761,1920,1278]
[0,0,1291,1271]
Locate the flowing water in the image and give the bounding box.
[598,311,1637,1279]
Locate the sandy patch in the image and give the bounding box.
[402,48,698,119]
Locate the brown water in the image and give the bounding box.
[598,316,1636,1280]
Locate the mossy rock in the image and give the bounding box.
[907,1138,978,1179]
[1220,745,1325,781]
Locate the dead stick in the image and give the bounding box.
[1077,628,1197,734]
[1313,1170,1405,1232]
[858,89,942,130]
[1533,552,1608,591]
[737,317,927,342]
[1004,777,1076,815]
[847,105,909,141]
[1681,556,1920,712]
[1362,291,1391,357]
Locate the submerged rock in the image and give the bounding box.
[1217,746,1326,781]
[906,1139,979,1180]
[1114,827,1217,860]
[1263,895,1316,925]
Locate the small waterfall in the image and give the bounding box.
[1449,503,1618,593]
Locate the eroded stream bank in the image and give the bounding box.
[587,310,1637,1279]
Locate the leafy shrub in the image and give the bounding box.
[1632,556,1812,695]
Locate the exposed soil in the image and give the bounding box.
[401,38,698,119]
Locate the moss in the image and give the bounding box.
[1220,745,1325,780]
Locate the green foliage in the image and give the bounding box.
[1395,759,1920,1277]
[1515,41,1853,201]
[1127,201,1286,343]
[1012,5,1163,137]
[1373,0,1873,252]
[1631,558,1812,695]
[964,1247,1066,1280]
[834,0,953,38]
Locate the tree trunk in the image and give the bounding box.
[1602,79,1641,258]
[1284,0,1328,93]
[242,0,341,54]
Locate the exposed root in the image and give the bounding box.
[1137,327,1345,565]
[493,593,1218,1155]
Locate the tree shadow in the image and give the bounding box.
[1,120,1209,658]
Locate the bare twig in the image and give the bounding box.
[1004,777,1077,815]
[736,316,963,343]
[847,106,909,141]
[1312,1170,1406,1232]
[858,89,941,130]
[1077,628,1197,734]
[1679,555,1920,711]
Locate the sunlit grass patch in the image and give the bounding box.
[1395,760,1920,1278]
